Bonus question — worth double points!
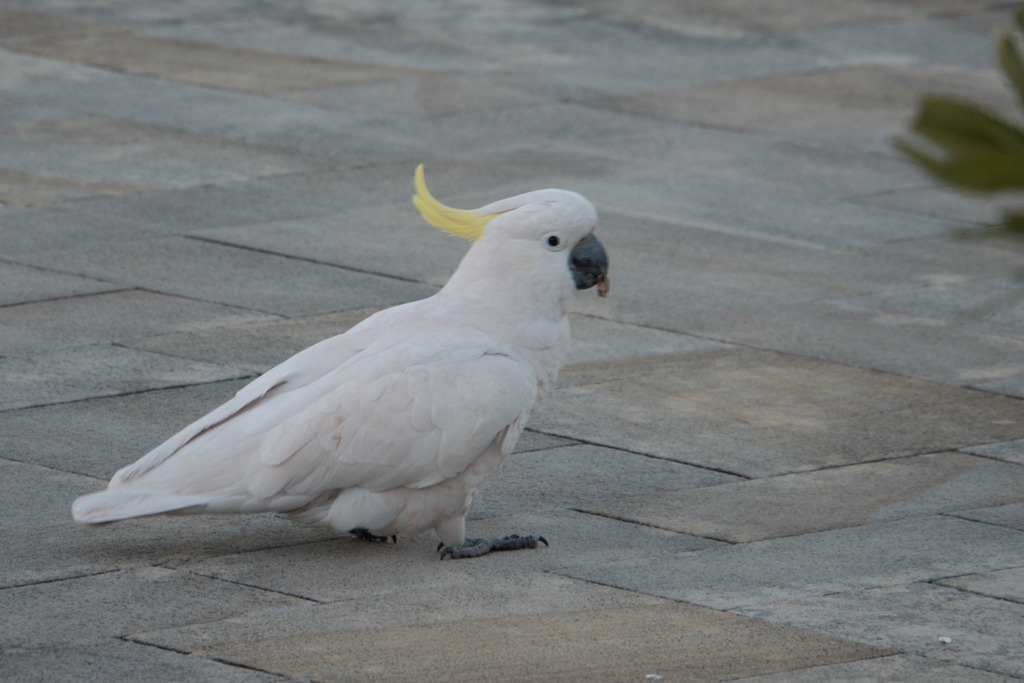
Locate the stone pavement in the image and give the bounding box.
[2,0,1024,679]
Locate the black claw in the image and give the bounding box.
[351,528,392,543]
[538,535,549,547]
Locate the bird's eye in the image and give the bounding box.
[544,233,563,250]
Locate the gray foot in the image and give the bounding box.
[351,528,397,543]
[438,534,548,560]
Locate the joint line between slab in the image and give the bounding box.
[571,506,737,544]
[0,369,256,414]
[1,568,120,591]
[119,635,288,677]
[185,234,441,288]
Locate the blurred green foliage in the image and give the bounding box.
[895,6,1024,232]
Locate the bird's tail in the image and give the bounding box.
[72,489,317,525]
[71,490,214,525]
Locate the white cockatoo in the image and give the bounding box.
[72,165,608,559]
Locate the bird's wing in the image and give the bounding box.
[110,334,537,503]
[244,345,537,499]
[109,303,420,488]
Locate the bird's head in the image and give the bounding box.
[412,165,609,300]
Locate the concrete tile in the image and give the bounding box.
[136,4,819,95]
[0,379,248,478]
[0,168,153,206]
[565,314,730,364]
[0,458,334,589]
[953,502,1024,533]
[852,184,1005,226]
[1,61,380,144]
[964,440,1024,466]
[158,570,669,633]
[0,289,274,357]
[129,11,490,73]
[0,4,102,41]
[283,72,543,122]
[172,509,719,603]
[590,65,1014,152]
[533,348,1024,477]
[580,452,1024,542]
[1,25,426,95]
[826,279,1024,340]
[557,516,1024,610]
[691,299,1024,397]
[559,0,988,35]
[1,115,329,188]
[16,236,438,317]
[0,566,308,648]
[134,600,888,682]
[491,17,820,97]
[936,566,1024,604]
[735,654,1012,682]
[572,165,955,250]
[199,208,474,288]
[0,345,248,411]
[0,261,120,306]
[0,169,393,256]
[795,18,997,71]
[0,639,280,683]
[737,582,1024,679]
[129,309,382,373]
[470,444,740,519]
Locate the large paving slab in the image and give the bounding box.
[936,566,1024,604]
[0,289,274,358]
[0,639,280,683]
[557,0,996,35]
[579,452,1024,542]
[689,297,1024,396]
[1,20,427,96]
[0,379,250,477]
[0,168,152,207]
[0,566,310,648]
[0,458,334,588]
[590,63,1016,151]
[0,115,329,189]
[0,261,120,306]
[736,582,1024,679]
[0,171,362,255]
[169,509,721,603]
[133,600,890,682]
[127,309,383,373]
[952,501,1024,533]
[735,654,1013,682]
[15,236,438,317]
[556,515,1024,611]
[535,348,1024,477]
[965,438,1024,466]
[0,345,248,411]
[472,444,739,518]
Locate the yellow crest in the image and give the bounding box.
[412,164,493,241]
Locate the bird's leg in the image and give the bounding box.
[438,533,548,560]
[351,528,397,543]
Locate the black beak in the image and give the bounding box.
[570,233,609,297]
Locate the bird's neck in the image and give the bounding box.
[437,244,574,387]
